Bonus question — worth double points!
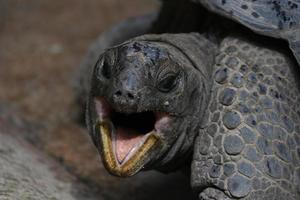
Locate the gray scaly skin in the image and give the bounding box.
[192,35,300,200]
[192,0,300,66]
[86,32,300,199]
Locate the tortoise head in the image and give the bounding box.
[86,34,214,176]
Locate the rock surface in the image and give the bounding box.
[0,104,100,200]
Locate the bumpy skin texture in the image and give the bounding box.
[75,14,157,120]
[192,35,300,200]
[192,0,300,66]
[87,33,216,175]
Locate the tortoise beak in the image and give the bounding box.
[93,97,169,177]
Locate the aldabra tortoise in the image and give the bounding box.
[84,0,300,199]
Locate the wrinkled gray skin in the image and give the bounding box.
[87,31,300,199]
[193,0,300,65]
[87,33,214,172]
[75,14,157,118]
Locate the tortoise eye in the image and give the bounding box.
[96,58,111,79]
[157,74,178,92]
[101,59,111,79]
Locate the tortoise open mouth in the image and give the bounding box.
[94,97,169,176]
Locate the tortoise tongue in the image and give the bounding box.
[115,127,144,164]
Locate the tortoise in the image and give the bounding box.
[83,0,300,199]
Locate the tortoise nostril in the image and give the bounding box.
[127,93,134,99]
[115,90,122,97]
[113,90,135,100]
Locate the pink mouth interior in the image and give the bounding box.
[115,127,144,163]
[95,98,170,164]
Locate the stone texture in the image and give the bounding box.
[226,57,239,68]
[230,73,244,88]
[207,123,218,136]
[236,103,250,114]
[215,68,228,84]
[239,127,256,144]
[237,161,255,178]
[239,64,249,74]
[257,83,267,95]
[209,165,221,178]
[260,96,273,109]
[199,133,211,155]
[211,112,220,122]
[191,34,300,200]
[274,141,292,162]
[228,174,251,198]
[223,163,236,177]
[256,137,273,155]
[244,146,262,162]
[263,157,282,179]
[223,111,241,129]
[247,72,258,84]
[219,88,236,106]
[258,123,274,140]
[282,116,294,133]
[224,135,245,155]
[245,115,257,127]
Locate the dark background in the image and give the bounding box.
[0,1,196,199]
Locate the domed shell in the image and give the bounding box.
[192,0,300,65]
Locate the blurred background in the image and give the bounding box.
[0,0,196,199]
